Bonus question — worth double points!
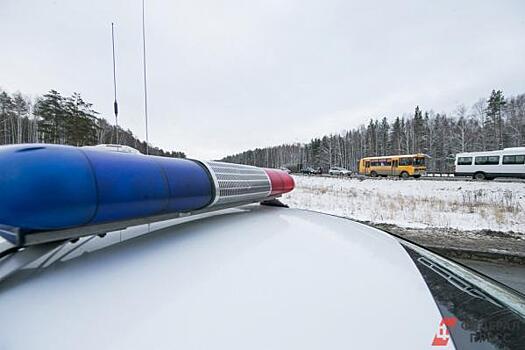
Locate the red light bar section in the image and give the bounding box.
[264,169,295,196]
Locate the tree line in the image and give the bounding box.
[0,88,185,158]
[222,90,525,173]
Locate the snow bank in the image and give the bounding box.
[283,176,525,233]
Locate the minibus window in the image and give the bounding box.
[475,156,499,165]
[503,155,525,165]
[457,157,472,165]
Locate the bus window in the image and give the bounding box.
[457,157,472,165]
[488,156,500,164]
[399,158,412,166]
[502,155,525,165]
[475,156,500,165]
[413,158,425,166]
[475,156,486,165]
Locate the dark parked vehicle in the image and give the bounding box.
[300,167,321,175]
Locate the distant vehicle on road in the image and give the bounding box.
[358,153,429,178]
[455,147,525,180]
[300,166,321,175]
[328,166,352,176]
[279,166,292,174]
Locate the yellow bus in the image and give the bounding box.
[358,153,430,178]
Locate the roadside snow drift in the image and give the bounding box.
[283,176,525,233]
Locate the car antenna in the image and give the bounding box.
[111,22,119,145]
[141,0,149,155]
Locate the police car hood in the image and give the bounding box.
[0,205,447,349]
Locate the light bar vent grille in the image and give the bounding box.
[205,161,271,206]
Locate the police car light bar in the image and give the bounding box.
[0,144,294,247]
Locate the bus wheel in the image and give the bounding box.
[413,174,421,179]
[370,171,378,177]
[473,172,486,180]
[400,171,409,179]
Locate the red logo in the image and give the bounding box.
[432,317,458,346]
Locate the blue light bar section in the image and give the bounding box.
[82,149,170,223]
[0,145,97,230]
[152,157,213,212]
[0,144,214,232]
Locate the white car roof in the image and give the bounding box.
[0,205,445,350]
[456,147,525,157]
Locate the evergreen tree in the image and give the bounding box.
[366,119,377,156]
[34,90,66,143]
[485,90,506,150]
[413,106,424,152]
[64,92,99,146]
[390,117,402,154]
[378,117,390,155]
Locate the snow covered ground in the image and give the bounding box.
[283,176,525,233]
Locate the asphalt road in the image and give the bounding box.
[458,259,525,295]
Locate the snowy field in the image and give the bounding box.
[283,176,525,233]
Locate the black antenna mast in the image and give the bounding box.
[111,22,119,144]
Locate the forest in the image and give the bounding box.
[223,90,525,173]
[0,88,185,158]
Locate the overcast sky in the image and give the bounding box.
[1,0,524,159]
